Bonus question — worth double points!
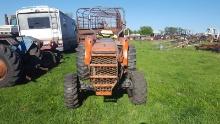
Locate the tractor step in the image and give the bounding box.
[96,91,112,96]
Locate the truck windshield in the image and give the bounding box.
[17,13,51,30]
[28,17,50,29]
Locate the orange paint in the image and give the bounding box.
[84,36,93,65]
[120,38,129,66]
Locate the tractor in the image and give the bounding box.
[64,7,147,108]
[0,25,58,87]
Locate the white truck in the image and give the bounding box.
[16,6,77,51]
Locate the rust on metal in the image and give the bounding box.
[0,59,7,81]
[195,43,220,52]
[96,91,113,96]
[90,76,117,78]
[91,54,116,57]
[92,41,117,53]
[90,64,117,67]
[76,7,126,43]
[90,52,118,96]
[77,7,127,96]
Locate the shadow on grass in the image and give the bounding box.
[103,89,127,103]
[16,48,77,86]
[78,88,127,106]
[16,60,64,86]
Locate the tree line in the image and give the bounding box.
[125,26,190,35]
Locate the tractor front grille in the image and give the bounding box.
[91,78,116,84]
[91,66,117,76]
[91,56,117,64]
[90,54,118,95]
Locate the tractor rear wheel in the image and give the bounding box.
[128,45,136,71]
[76,43,89,79]
[0,45,21,87]
[128,71,147,105]
[64,73,80,109]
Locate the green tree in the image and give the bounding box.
[139,26,153,35]
[164,27,188,35]
[164,27,178,35]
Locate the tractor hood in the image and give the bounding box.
[92,39,117,54]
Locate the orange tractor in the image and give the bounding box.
[64,7,147,108]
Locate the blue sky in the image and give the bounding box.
[0,0,220,33]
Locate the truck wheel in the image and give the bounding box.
[76,43,89,79]
[128,45,136,71]
[0,45,21,87]
[64,73,80,109]
[128,71,147,105]
[41,51,56,69]
[54,50,62,64]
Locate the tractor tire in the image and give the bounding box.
[128,45,136,71]
[54,50,62,64]
[76,43,89,79]
[41,51,57,69]
[0,45,21,87]
[129,71,147,105]
[64,73,80,109]
[29,44,41,58]
[26,44,42,68]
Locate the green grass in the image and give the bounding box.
[0,41,219,124]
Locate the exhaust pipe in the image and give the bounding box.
[4,14,9,25]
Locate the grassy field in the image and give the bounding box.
[0,41,219,124]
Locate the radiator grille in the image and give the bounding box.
[91,56,117,64]
[90,54,118,95]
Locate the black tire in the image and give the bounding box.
[76,43,89,79]
[129,71,147,105]
[25,44,42,69]
[0,45,21,87]
[54,50,62,64]
[28,44,41,58]
[41,51,56,69]
[128,45,136,71]
[64,73,80,109]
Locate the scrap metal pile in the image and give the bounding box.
[195,43,220,52]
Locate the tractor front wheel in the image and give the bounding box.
[64,73,80,109]
[128,71,147,105]
[76,43,89,79]
[128,45,136,71]
[0,45,21,87]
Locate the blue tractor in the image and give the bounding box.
[0,26,57,87]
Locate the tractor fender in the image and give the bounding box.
[120,38,129,66]
[17,37,34,54]
[84,36,93,65]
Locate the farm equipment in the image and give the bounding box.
[64,7,147,109]
[195,43,220,52]
[205,28,220,42]
[0,25,59,87]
